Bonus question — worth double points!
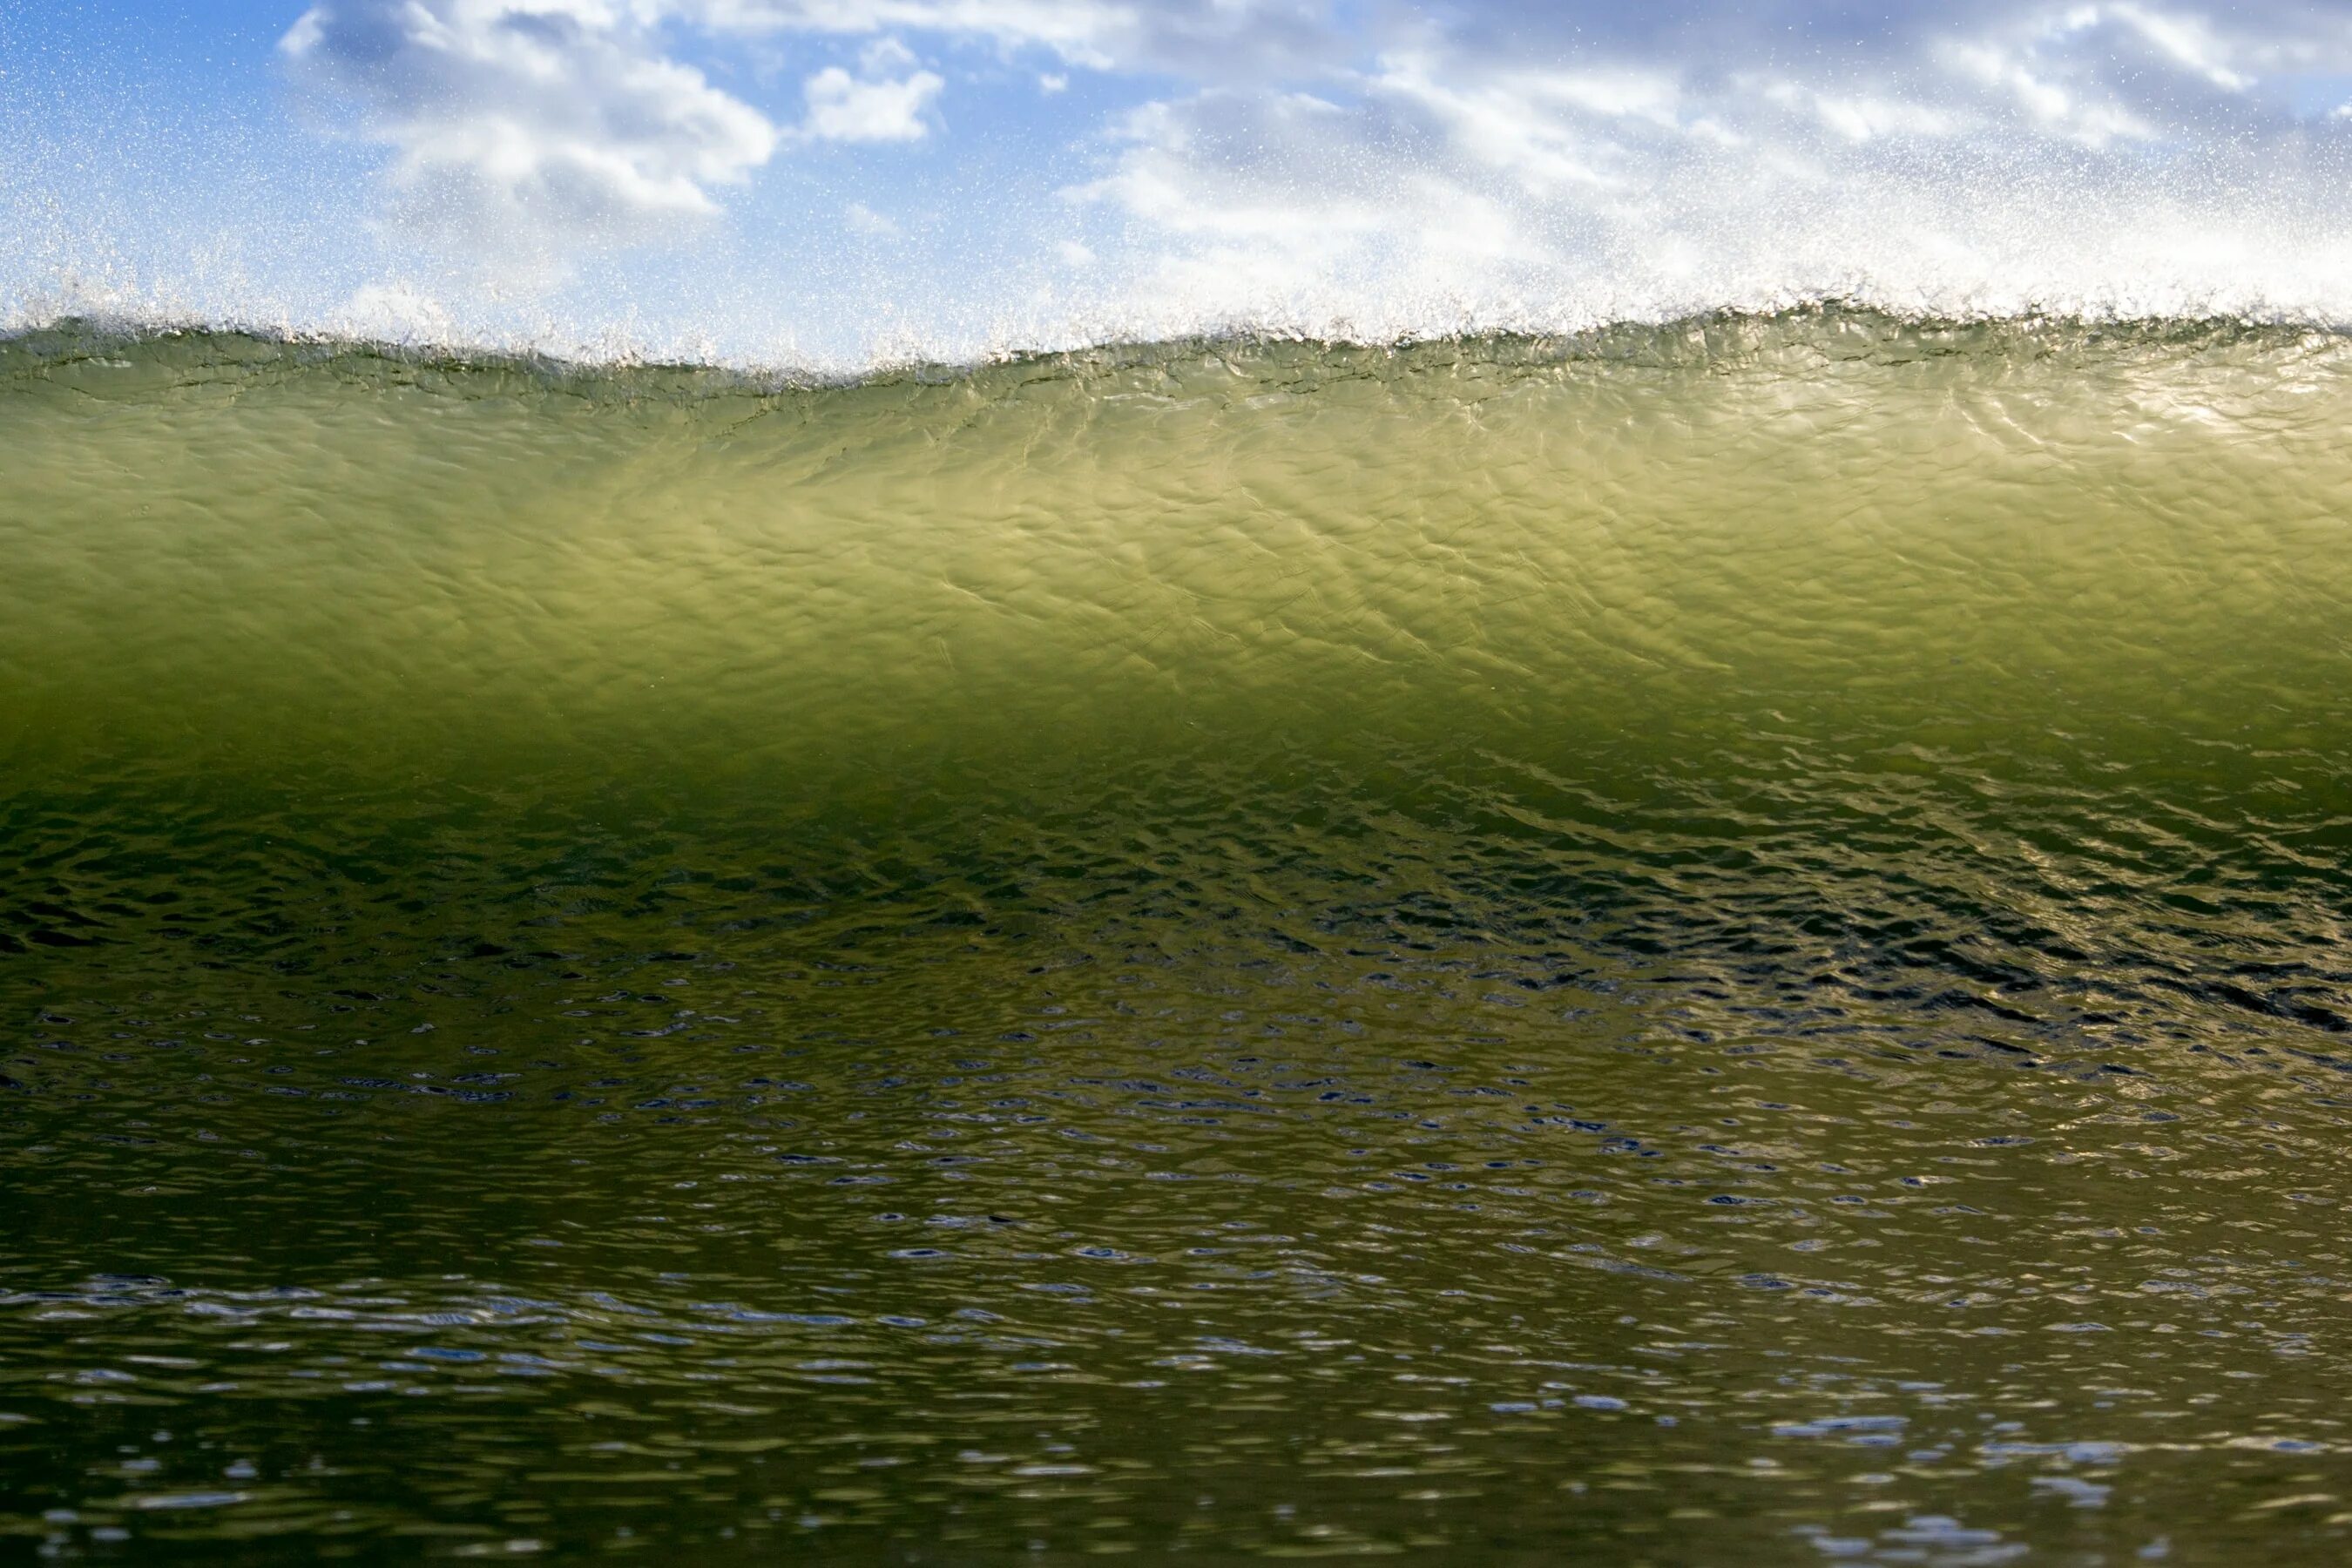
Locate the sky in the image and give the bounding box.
[9,1,2352,366]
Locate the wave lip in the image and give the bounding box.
[6,301,2349,394]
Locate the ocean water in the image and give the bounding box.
[3,309,2351,1563]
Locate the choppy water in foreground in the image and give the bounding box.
[3,311,2351,1564]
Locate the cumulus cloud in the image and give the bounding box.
[274,0,1349,265]
[800,57,943,141]
[681,0,1127,64]
[280,1,781,253]
[678,0,1348,79]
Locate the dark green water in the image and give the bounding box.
[3,313,2351,1563]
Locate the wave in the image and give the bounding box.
[6,304,2347,780]
[4,328,2351,1568]
[6,301,2348,391]
[4,299,2349,1064]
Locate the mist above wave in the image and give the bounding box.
[11,1,2352,372]
[8,306,2344,431]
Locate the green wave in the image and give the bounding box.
[4,308,2352,1558]
[6,307,2347,1027]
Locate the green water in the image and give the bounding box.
[3,311,2351,1563]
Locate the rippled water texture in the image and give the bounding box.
[3,312,2351,1563]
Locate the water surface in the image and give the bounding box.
[4,313,2352,1562]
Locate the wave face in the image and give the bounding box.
[4,314,2352,1559]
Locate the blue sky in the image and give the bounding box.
[9,1,2352,365]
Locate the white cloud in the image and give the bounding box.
[857,35,920,72]
[676,0,1348,78]
[682,0,1128,64]
[253,0,2352,346]
[1055,4,2352,339]
[800,62,944,140]
[1768,84,1971,143]
[2106,3,2253,91]
[279,1,779,253]
[1939,37,2156,145]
